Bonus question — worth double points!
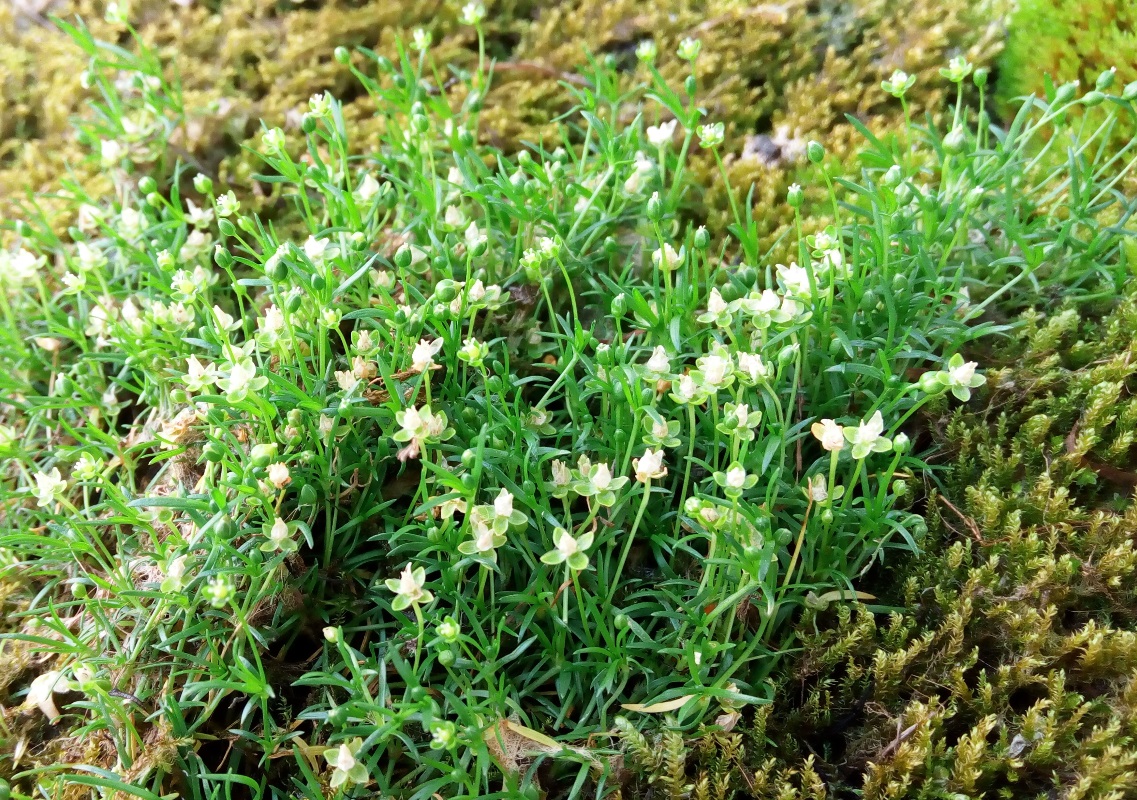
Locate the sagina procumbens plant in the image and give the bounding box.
[1,14,1135,798]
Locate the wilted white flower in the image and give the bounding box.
[633,449,667,483]
[810,419,845,452]
[411,338,443,372]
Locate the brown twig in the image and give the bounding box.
[937,493,982,542]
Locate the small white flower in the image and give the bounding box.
[652,243,683,272]
[777,261,812,299]
[308,91,334,118]
[267,463,291,489]
[633,449,667,483]
[645,346,671,376]
[697,122,725,148]
[100,139,126,167]
[411,27,432,52]
[646,119,678,148]
[384,563,433,611]
[33,468,67,507]
[326,738,369,788]
[636,40,658,62]
[355,174,380,203]
[411,338,443,373]
[677,37,701,61]
[811,419,846,452]
[459,1,486,25]
[215,191,240,218]
[843,411,893,460]
[261,127,286,154]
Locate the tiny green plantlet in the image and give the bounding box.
[0,12,1135,800]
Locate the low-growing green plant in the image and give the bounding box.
[1,10,1135,799]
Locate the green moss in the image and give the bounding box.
[1,0,1008,252]
[617,289,1137,798]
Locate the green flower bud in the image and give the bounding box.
[193,174,213,194]
[806,140,825,164]
[214,246,232,269]
[614,613,630,630]
[301,113,317,134]
[438,649,456,666]
[218,218,236,237]
[892,432,910,454]
[645,192,663,220]
[694,225,710,249]
[684,74,697,97]
[1054,81,1079,104]
[1095,68,1116,91]
[138,175,157,195]
[1082,90,1105,108]
[786,183,804,207]
[334,46,351,65]
[250,442,278,466]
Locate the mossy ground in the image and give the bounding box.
[2,0,1006,251]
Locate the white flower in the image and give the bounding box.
[411,338,443,372]
[697,122,724,148]
[940,354,986,401]
[777,262,812,299]
[811,419,845,452]
[184,356,219,392]
[215,191,240,218]
[646,119,678,148]
[671,373,701,404]
[636,40,658,62]
[493,488,514,519]
[460,1,486,25]
[457,337,488,368]
[100,139,126,167]
[74,454,104,481]
[267,463,291,489]
[464,221,486,251]
[218,358,267,402]
[33,468,67,507]
[411,27,432,52]
[355,174,380,203]
[308,91,334,118]
[540,527,593,571]
[697,348,732,389]
[725,465,747,490]
[645,346,671,376]
[261,127,286,154]
[736,352,771,384]
[304,236,331,263]
[0,248,41,286]
[326,738,369,788]
[335,370,360,393]
[185,199,214,229]
[843,411,893,460]
[707,288,728,316]
[677,37,701,61]
[384,564,433,611]
[26,671,67,721]
[444,205,466,229]
[633,449,667,483]
[261,517,298,553]
[652,243,683,272]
